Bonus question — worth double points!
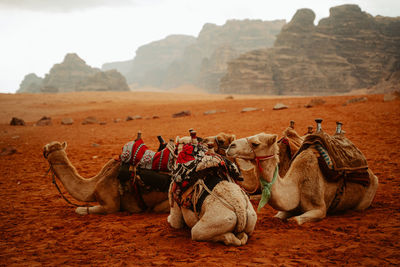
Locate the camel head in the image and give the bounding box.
[226,133,279,160]
[43,141,67,159]
[203,133,236,156]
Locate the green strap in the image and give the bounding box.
[257,165,279,211]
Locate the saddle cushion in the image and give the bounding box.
[171,143,242,212]
[120,139,173,172]
[292,131,370,186]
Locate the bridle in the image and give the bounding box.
[242,138,279,210]
[44,147,93,211]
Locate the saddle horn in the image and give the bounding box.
[157,135,167,151]
[307,125,313,134]
[315,118,323,133]
[135,131,142,141]
[290,120,295,129]
[335,121,343,135]
[190,130,198,144]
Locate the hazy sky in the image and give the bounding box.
[0,0,399,93]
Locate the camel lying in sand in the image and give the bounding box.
[43,141,171,214]
[226,125,378,225]
[232,122,303,194]
[167,136,257,246]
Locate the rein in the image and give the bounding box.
[45,162,92,210]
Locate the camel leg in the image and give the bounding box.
[167,201,185,229]
[355,171,379,211]
[291,209,326,225]
[191,203,240,245]
[75,205,110,215]
[244,200,257,236]
[274,211,295,220]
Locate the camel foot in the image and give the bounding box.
[289,209,326,225]
[211,232,242,246]
[236,232,248,245]
[167,214,184,229]
[274,211,294,220]
[75,207,89,215]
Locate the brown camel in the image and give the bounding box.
[43,141,170,215]
[226,130,378,225]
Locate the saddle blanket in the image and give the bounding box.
[120,138,173,172]
[292,131,370,186]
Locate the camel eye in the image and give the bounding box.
[251,143,260,148]
[217,139,224,145]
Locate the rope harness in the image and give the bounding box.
[45,162,93,213]
[244,138,279,211]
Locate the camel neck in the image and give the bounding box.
[258,158,299,212]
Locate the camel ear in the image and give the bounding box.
[270,134,278,145]
[230,134,236,142]
[61,141,67,150]
[175,136,180,143]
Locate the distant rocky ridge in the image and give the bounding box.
[220,5,400,95]
[18,53,129,93]
[102,19,285,91]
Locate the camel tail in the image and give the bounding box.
[214,181,247,233]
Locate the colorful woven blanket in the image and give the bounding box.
[120,138,173,172]
[171,143,242,211]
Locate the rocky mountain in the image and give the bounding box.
[102,35,197,87]
[220,5,400,95]
[102,20,285,91]
[18,53,130,93]
[17,73,43,93]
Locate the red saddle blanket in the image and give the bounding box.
[292,131,370,186]
[120,138,172,172]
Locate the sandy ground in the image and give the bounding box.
[0,91,399,266]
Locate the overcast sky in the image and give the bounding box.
[0,0,399,93]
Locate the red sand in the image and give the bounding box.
[0,91,399,265]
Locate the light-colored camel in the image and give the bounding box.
[43,141,170,215]
[167,179,257,246]
[231,126,303,194]
[226,133,378,225]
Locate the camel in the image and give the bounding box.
[43,141,170,215]
[226,127,378,225]
[232,122,303,194]
[203,133,236,156]
[167,138,257,246]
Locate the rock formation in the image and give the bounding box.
[220,5,400,95]
[42,53,100,93]
[76,70,130,92]
[17,73,43,93]
[18,53,130,93]
[102,20,285,91]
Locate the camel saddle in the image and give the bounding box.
[292,131,370,186]
[171,143,242,212]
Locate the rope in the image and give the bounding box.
[195,179,235,213]
[46,163,93,208]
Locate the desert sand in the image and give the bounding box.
[0,90,399,265]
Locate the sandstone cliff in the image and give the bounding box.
[220,5,400,95]
[102,20,285,91]
[42,53,100,93]
[18,53,130,93]
[17,73,43,93]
